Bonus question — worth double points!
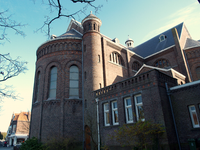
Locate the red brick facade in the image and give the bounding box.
[30,13,200,149]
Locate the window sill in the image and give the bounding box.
[191,127,200,131]
[46,98,60,101]
[103,124,120,128]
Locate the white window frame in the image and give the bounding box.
[112,101,119,125]
[35,72,40,102]
[124,97,133,123]
[12,125,16,133]
[69,65,79,98]
[49,67,57,99]
[104,103,110,126]
[134,94,145,121]
[189,105,200,128]
[159,34,166,42]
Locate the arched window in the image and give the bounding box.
[69,65,79,98]
[154,59,170,68]
[132,61,141,71]
[49,67,57,99]
[35,71,40,102]
[109,52,125,66]
[88,24,91,30]
[196,67,200,80]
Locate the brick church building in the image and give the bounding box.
[30,13,200,149]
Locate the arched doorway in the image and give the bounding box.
[85,125,91,150]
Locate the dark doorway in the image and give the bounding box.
[85,125,91,150]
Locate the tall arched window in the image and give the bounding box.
[35,71,40,102]
[154,59,170,68]
[69,65,79,98]
[196,67,200,80]
[109,52,125,66]
[49,67,57,99]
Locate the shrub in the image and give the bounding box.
[20,137,43,150]
[112,120,165,150]
[43,138,82,150]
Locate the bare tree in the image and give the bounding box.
[0,53,27,101]
[36,0,102,37]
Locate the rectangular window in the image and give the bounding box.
[112,101,119,125]
[124,97,133,123]
[104,103,110,126]
[12,125,16,133]
[134,94,145,121]
[84,45,86,52]
[189,105,200,128]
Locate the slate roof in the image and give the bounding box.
[184,38,200,49]
[57,28,82,39]
[130,23,184,58]
[12,112,31,122]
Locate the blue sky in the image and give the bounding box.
[0,0,200,132]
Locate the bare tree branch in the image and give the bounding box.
[0,53,27,101]
[36,0,102,38]
[0,10,26,43]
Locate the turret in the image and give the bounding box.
[82,11,102,34]
[125,36,134,48]
[82,12,103,91]
[82,12,103,149]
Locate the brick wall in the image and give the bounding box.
[171,82,200,150]
[30,38,83,143]
[95,70,178,149]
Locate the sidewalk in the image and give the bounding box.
[0,146,13,150]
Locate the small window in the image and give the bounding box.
[134,94,145,121]
[12,125,16,133]
[35,71,41,102]
[89,24,91,30]
[112,101,119,125]
[154,59,170,68]
[104,103,110,126]
[98,55,100,63]
[99,83,101,89]
[189,105,200,128]
[124,97,133,123]
[196,67,200,80]
[84,45,86,52]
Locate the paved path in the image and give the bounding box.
[0,146,13,150]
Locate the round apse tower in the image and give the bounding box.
[30,28,83,143]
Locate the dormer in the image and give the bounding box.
[113,38,120,44]
[159,34,167,42]
[51,34,57,39]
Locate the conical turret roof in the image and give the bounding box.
[81,11,102,25]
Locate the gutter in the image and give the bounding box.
[82,41,85,150]
[95,98,100,150]
[165,83,181,150]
